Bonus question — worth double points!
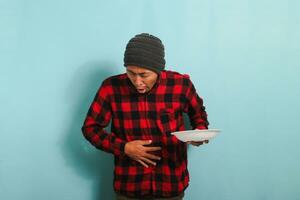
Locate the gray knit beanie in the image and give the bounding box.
[124,33,165,73]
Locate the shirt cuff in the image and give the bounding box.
[195,125,208,130]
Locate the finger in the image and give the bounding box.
[139,140,152,145]
[187,141,196,145]
[144,152,161,160]
[144,146,162,152]
[140,157,156,166]
[199,141,205,145]
[137,159,149,168]
[192,141,204,146]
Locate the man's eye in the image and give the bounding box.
[127,72,135,76]
[140,74,149,78]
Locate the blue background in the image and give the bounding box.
[1,0,299,199]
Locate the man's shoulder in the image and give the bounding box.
[102,73,127,86]
[164,70,191,80]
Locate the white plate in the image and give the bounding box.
[171,129,221,142]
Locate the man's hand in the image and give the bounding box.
[124,140,161,168]
[187,140,209,146]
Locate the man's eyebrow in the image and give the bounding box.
[126,69,136,74]
[139,72,150,75]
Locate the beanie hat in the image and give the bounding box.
[124,33,165,73]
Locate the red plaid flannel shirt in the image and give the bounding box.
[82,70,209,198]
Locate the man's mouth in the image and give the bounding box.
[137,87,147,93]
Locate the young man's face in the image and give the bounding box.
[126,65,158,94]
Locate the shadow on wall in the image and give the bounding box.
[61,61,119,200]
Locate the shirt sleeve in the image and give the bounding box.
[81,82,126,156]
[183,77,209,130]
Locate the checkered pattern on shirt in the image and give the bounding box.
[82,70,209,198]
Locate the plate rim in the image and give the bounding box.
[171,129,221,135]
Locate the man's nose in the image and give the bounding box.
[133,75,143,85]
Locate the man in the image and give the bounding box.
[81,33,209,200]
